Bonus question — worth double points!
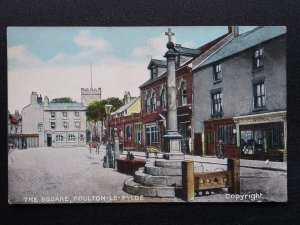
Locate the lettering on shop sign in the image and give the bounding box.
[247,117,270,123]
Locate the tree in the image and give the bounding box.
[51,97,76,103]
[86,97,124,123]
[86,97,124,142]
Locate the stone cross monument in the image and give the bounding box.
[163,28,184,160]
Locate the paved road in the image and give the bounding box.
[9,146,135,204]
[8,146,287,204]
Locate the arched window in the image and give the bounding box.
[67,134,76,142]
[179,81,187,106]
[151,92,156,111]
[56,134,63,142]
[161,89,167,110]
[146,94,151,112]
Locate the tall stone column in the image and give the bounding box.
[166,49,178,131]
[163,28,184,160]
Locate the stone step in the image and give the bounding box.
[155,159,183,168]
[134,170,182,187]
[123,178,176,197]
[144,164,182,176]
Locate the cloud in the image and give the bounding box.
[132,33,168,60]
[8,56,149,112]
[7,45,41,66]
[73,30,110,51]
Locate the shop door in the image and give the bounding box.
[205,131,215,155]
[178,123,188,153]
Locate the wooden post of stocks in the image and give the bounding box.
[228,158,240,194]
[182,160,194,201]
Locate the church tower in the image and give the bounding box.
[81,63,102,106]
[81,88,102,106]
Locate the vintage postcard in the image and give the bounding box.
[7,26,287,204]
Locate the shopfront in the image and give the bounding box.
[234,111,287,162]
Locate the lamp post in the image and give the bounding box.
[105,104,120,169]
[105,104,112,143]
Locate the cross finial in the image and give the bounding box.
[165,28,175,43]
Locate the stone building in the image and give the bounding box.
[21,92,44,148]
[81,88,102,142]
[81,88,101,107]
[192,26,286,161]
[43,96,87,147]
[21,92,87,148]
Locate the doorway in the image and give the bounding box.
[47,134,52,147]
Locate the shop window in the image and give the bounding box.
[134,123,142,145]
[216,125,236,144]
[268,126,284,149]
[125,124,132,141]
[213,63,222,83]
[145,124,158,145]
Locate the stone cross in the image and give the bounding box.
[165,28,175,43]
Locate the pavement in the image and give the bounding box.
[8,146,287,204]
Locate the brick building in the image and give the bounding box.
[107,92,142,151]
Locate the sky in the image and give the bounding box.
[7,26,256,112]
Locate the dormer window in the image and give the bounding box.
[151,66,158,79]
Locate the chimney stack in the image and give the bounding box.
[124,91,131,104]
[44,96,49,106]
[30,92,38,105]
[228,26,239,37]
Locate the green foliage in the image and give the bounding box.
[86,97,123,123]
[51,97,76,103]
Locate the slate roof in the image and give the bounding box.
[196,26,286,69]
[147,59,167,69]
[48,102,83,107]
[174,46,200,56]
[112,97,139,115]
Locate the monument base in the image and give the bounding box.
[163,130,183,153]
[163,152,185,160]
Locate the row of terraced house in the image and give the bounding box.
[107,26,287,161]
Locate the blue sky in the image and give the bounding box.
[8,26,256,112]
